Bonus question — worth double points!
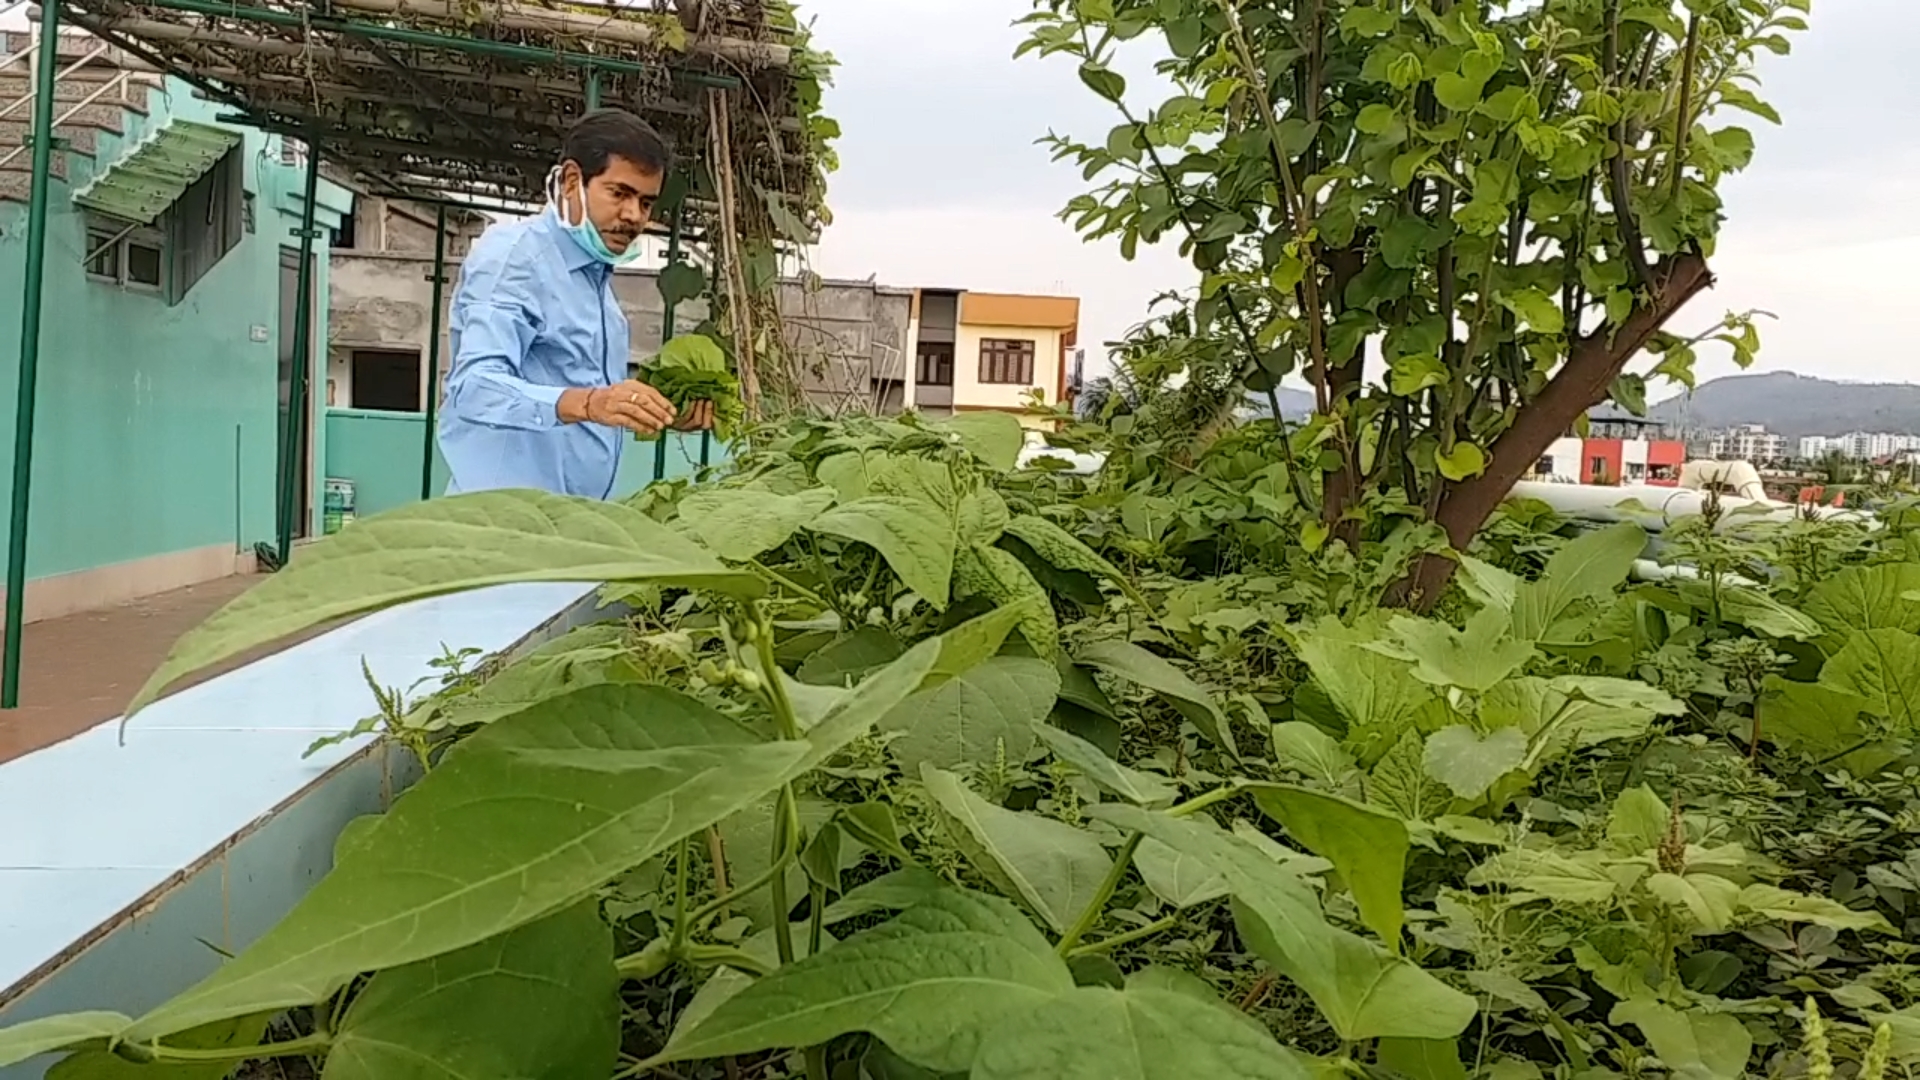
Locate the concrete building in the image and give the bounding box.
[1799,432,1920,461]
[906,288,1079,427]
[1707,424,1786,464]
[0,34,352,620]
[1530,417,1686,486]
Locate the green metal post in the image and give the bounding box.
[276,139,324,566]
[653,194,685,483]
[420,203,448,501]
[585,70,602,110]
[1,6,65,709]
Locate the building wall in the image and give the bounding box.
[0,79,349,614]
[953,323,1065,417]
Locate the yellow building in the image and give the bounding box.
[904,288,1080,429]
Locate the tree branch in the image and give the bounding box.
[1604,0,1655,290]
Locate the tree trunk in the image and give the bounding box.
[1387,251,1714,610]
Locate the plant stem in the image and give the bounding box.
[1068,913,1184,957]
[670,836,692,951]
[1055,832,1143,956]
[770,787,799,965]
[687,846,794,926]
[119,1032,330,1065]
[750,560,829,609]
[1168,782,1243,818]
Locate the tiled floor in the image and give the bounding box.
[0,574,342,764]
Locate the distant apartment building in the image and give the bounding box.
[905,289,1081,429]
[1800,432,1920,460]
[1708,424,1787,464]
[1531,416,1686,486]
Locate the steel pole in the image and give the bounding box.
[654,193,684,482]
[1,5,65,709]
[276,139,323,566]
[585,69,601,110]
[420,202,447,500]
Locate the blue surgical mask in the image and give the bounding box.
[546,166,643,267]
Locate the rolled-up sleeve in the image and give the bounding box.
[444,241,561,430]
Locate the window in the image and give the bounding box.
[330,207,358,250]
[1535,456,1554,476]
[84,219,166,293]
[168,146,245,301]
[978,338,1035,385]
[350,349,423,412]
[916,343,953,386]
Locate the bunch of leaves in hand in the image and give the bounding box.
[639,333,745,442]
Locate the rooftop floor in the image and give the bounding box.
[0,574,343,764]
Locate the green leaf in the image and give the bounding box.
[922,765,1114,934]
[1269,722,1358,787]
[1609,1000,1752,1080]
[1647,872,1741,932]
[1467,849,1616,903]
[1496,289,1565,335]
[957,543,1059,658]
[649,888,1074,1072]
[970,986,1316,1080]
[1197,210,1250,243]
[1135,837,1229,908]
[881,656,1060,773]
[798,627,906,687]
[677,486,837,562]
[1737,884,1893,933]
[1757,676,1875,762]
[1003,515,1148,608]
[1423,726,1528,800]
[841,801,913,863]
[1089,805,1475,1042]
[1435,442,1487,481]
[0,1014,131,1070]
[1252,785,1409,946]
[1387,606,1533,693]
[1802,563,1920,648]
[128,491,762,713]
[1820,629,1920,729]
[1035,725,1178,806]
[1376,1038,1470,1080]
[130,643,939,1043]
[1606,785,1669,853]
[656,260,706,308]
[653,333,730,373]
[1512,523,1645,642]
[1293,618,1442,765]
[1078,640,1237,758]
[1367,732,1453,821]
[48,1015,271,1080]
[321,902,618,1080]
[939,411,1025,472]
[812,496,957,610]
[1078,61,1127,103]
[923,605,1027,690]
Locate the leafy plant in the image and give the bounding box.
[641,333,748,442]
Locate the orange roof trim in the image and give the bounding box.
[959,291,1080,331]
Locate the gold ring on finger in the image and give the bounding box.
[628,391,639,403]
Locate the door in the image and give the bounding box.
[277,247,315,540]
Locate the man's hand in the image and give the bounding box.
[558,380,676,435]
[671,401,715,432]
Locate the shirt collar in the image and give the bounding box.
[536,208,608,276]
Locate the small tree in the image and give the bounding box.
[1021,0,1803,606]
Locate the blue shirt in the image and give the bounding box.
[438,211,630,499]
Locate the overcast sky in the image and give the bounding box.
[804,0,1920,394]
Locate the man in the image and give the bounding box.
[437,108,713,498]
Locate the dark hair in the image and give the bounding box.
[563,109,671,181]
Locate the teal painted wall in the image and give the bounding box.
[0,81,351,581]
[321,408,723,518]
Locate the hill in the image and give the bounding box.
[1646,372,1920,439]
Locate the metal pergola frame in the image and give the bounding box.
[4,0,817,705]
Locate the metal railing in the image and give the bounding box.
[0,65,130,172]
[0,33,114,123]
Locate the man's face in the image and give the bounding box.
[563,154,662,254]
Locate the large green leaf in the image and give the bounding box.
[1089,805,1475,1041]
[322,902,619,1079]
[1291,618,1442,765]
[1251,785,1410,946]
[1134,838,1229,908]
[970,985,1315,1080]
[411,624,647,734]
[46,1014,271,1080]
[1387,607,1533,693]
[1034,725,1178,806]
[648,888,1074,1072]
[938,411,1025,472]
[1002,514,1148,607]
[676,486,837,562]
[1803,563,1920,649]
[881,656,1059,773]
[128,642,940,1043]
[1078,640,1237,757]
[1512,522,1645,642]
[0,1014,130,1070]
[922,765,1114,934]
[1423,726,1528,800]
[1820,628,1920,730]
[811,496,956,609]
[1609,1000,1751,1080]
[1758,676,1878,762]
[129,491,761,713]
[1375,1038,1471,1080]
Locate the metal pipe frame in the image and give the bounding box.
[113,0,740,87]
[2,4,65,708]
[275,138,323,565]
[420,202,448,501]
[653,186,685,484]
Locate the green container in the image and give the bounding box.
[323,478,356,535]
